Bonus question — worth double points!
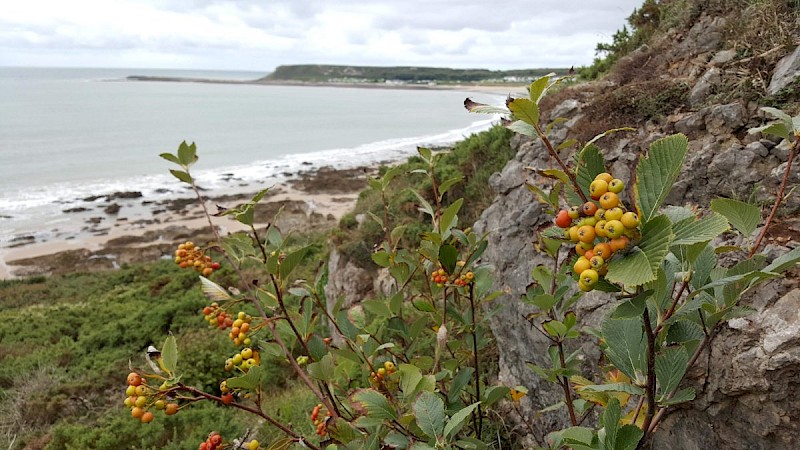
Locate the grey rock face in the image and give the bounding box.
[768,45,800,96]
[689,67,721,107]
[472,90,799,447]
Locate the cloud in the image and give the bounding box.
[0,0,644,71]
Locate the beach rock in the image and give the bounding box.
[63,207,90,213]
[107,191,142,201]
[104,203,121,215]
[768,45,800,96]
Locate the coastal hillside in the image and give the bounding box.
[465,0,800,449]
[261,64,570,84]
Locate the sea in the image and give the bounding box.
[0,67,503,246]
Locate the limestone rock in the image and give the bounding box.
[689,67,721,107]
[768,45,800,96]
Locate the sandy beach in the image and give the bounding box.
[0,165,374,279]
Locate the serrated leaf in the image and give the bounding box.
[635,134,689,224]
[169,169,193,184]
[161,334,177,375]
[655,346,688,398]
[353,389,397,420]
[575,144,605,202]
[611,290,651,318]
[506,120,538,138]
[413,391,445,439]
[662,205,696,223]
[639,215,674,284]
[529,75,551,104]
[463,98,509,115]
[226,365,262,390]
[279,245,310,279]
[710,198,761,237]
[308,354,335,382]
[660,387,695,406]
[601,317,646,382]
[616,425,644,450]
[199,276,231,302]
[761,246,800,274]
[577,383,645,395]
[605,248,654,287]
[444,402,481,438]
[672,213,730,246]
[537,168,571,184]
[665,320,704,344]
[507,97,540,127]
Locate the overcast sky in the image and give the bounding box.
[1,0,644,72]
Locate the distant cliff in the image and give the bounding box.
[260,64,570,84]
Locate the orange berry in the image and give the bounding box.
[141,411,154,423]
[577,225,596,243]
[599,192,620,209]
[593,243,612,259]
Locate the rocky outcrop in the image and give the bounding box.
[768,45,800,95]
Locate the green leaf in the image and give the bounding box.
[159,152,180,164]
[444,402,481,438]
[602,398,621,450]
[169,169,193,184]
[506,120,538,138]
[279,245,310,279]
[371,250,391,268]
[750,122,791,140]
[671,213,730,246]
[362,299,392,318]
[177,141,197,165]
[353,389,397,420]
[661,387,695,406]
[662,205,696,223]
[413,391,446,439]
[611,290,651,318]
[410,189,435,219]
[308,354,336,382]
[575,144,605,202]
[439,198,464,233]
[482,386,510,407]
[438,176,464,197]
[507,97,540,127]
[655,346,689,398]
[448,368,475,403]
[327,418,362,444]
[605,248,653,287]
[635,134,689,224]
[636,215,675,286]
[710,198,761,237]
[439,244,458,274]
[762,246,800,274]
[528,75,551,104]
[226,365,263,390]
[582,127,635,150]
[665,320,704,344]
[578,383,645,395]
[418,147,433,163]
[616,425,644,450]
[413,299,436,312]
[601,317,646,382]
[161,334,178,375]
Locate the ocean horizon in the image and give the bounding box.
[0,67,502,245]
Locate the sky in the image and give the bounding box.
[1,0,645,72]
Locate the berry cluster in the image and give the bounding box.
[554,172,640,292]
[203,303,234,330]
[223,347,260,373]
[429,267,474,288]
[369,361,398,389]
[175,241,220,277]
[198,432,223,450]
[227,311,253,347]
[124,372,178,424]
[310,404,332,437]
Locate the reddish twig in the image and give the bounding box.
[750,138,797,257]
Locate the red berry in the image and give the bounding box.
[555,210,572,228]
[211,262,220,270]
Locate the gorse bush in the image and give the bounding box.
[114,73,800,450]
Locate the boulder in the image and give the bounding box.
[768,46,800,96]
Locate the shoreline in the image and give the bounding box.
[124,75,529,96]
[0,165,379,279]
